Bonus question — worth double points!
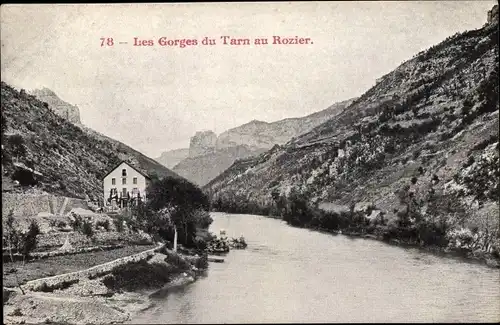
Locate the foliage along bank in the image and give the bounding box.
[209,181,500,267]
[129,176,213,250]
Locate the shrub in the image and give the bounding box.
[194,210,213,229]
[21,219,41,258]
[113,218,125,233]
[3,210,21,257]
[56,220,67,228]
[464,155,475,168]
[102,260,172,292]
[81,220,94,238]
[431,174,440,184]
[194,253,209,270]
[95,219,110,231]
[69,213,83,231]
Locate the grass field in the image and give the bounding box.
[3,245,156,287]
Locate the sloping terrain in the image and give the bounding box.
[168,98,354,186]
[154,148,190,169]
[215,99,355,151]
[30,88,82,125]
[1,82,180,200]
[205,12,499,248]
[172,145,267,187]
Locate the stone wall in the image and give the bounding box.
[22,245,165,292]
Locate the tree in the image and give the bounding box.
[134,176,210,247]
[8,134,27,161]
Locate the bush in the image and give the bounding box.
[194,210,213,229]
[69,213,83,231]
[102,260,172,292]
[194,253,209,270]
[81,220,94,238]
[21,219,41,258]
[95,219,110,231]
[113,218,125,233]
[56,220,67,228]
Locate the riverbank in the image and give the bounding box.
[211,211,499,269]
[3,245,208,324]
[308,226,500,269]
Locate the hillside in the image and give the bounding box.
[173,145,267,187]
[30,87,82,125]
[1,82,180,200]
[164,98,354,186]
[215,99,355,151]
[155,148,190,169]
[205,9,499,257]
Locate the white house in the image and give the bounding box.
[102,161,151,209]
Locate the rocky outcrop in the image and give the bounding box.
[189,131,217,158]
[155,148,190,168]
[166,99,354,186]
[30,87,81,124]
[487,4,498,25]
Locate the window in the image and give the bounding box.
[122,188,127,197]
[111,178,116,185]
[133,177,137,184]
[122,178,126,185]
[122,169,127,177]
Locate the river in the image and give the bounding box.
[130,212,500,323]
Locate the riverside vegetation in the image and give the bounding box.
[206,7,500,267]
[2,175,219,324]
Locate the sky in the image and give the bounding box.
[1,1,495,157]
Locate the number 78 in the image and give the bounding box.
[100,38,114,46]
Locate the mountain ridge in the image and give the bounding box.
[1,82,181,200]
[204,10,499,257]
[155,98,355,186]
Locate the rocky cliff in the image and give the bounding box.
[216,99,355,151]
[30,88,82,125]
[1,82,181,200]
[164,99,353,186]
[487,4,498,25]
[189,131,217,158]
[205,10,499,254]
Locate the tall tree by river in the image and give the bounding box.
[132,176,212,247]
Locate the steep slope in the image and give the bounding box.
[205,12,499,253]
[168,98,354,186]
[215,99,355,151]
[172,145,267,186]
[30,88,82,124]
[1,82,181,200]
[155,148,190,169]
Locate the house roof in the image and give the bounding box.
[101,160,151,180]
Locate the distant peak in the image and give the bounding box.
[246,119,268,126]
